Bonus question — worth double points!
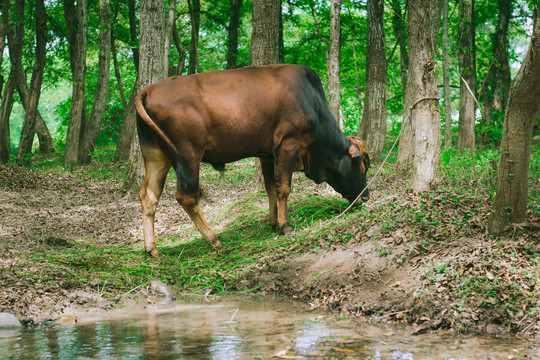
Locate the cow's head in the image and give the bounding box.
[327,136,370,206]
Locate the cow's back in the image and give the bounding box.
[140,64,339,164]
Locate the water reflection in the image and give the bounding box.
[0,297,537,359]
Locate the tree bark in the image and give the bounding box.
[488,6,540,235]
[251,0,280,66]
[227,0,242,69]
[251,0,281,190]
[360,0,387,160]
[17,0,47,158]
[457,0,477,151]
[328,0,341,127]
[79,0,111,165]
[63,0,88,167]
[397,0,442,191]
[390,0,408,95]
[123,0,167,193]
[442,0,452,150]
[188,0,200,74]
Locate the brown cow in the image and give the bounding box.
[135,64,370,256]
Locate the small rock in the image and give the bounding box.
[0,313,22,328]
[54,313,77,326]
[149,280,177,300]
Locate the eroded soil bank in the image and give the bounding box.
[0,158,538,338]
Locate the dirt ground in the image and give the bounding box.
[0,161,538,337]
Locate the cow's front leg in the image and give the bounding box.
[260,158,278,229]
[140,152,171,257]
[176,189,221,248]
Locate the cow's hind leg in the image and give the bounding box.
[260,158,278,229]
[140,148,171,257]
[274,147,297,235]
[176,189,221,248]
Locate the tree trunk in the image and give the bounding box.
[79,0,111,165]
[111,29,128,108]
[115,83,139,161]
[128,0,139,69]
[348,10,364,114]
[0,71,15,162]
[251,0,280,66]
[328,0,341,127]
[480,0,511,146]
[123,0,167,193]
[188,0,200,74]
[457,0,477,152]
[164,0,176,75]
[390,0,408,95]
[227,0,242,69]
[398,0,442,191]
[172,19,187,74]
[17,0,46,158]
[361,0,387,160]
[442,0,452,150]
[251,0,281,190]
[488,6,540,235]
[63,0,88,167]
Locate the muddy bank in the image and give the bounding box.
[0,161,538,337]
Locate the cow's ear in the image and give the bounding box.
[348,142,362,158]
[346,136,365,158]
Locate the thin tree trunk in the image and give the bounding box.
[328,0,341,127]
[188,0,200,74]
[63,0,88,167]
[347,9,364,113]
[79,0,111,165]
[0,0,16,162]
[227,0,242,69]
[0,71,15,162]
[17,0,46,158]
[111,30,128,108]
[442,0,452,150]
[172,20,187,75]
[390,0,408,95]
[116,81,139,161]
[361,0,387,160]
[480,0,511,146]
[397,0,443,190]
[457,0,477,151]
[128,0,139,69]
[164,0,176,75]
[123,0,167,193]
[488,6,540,234]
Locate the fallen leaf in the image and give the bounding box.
[486,271,494,280]
[333,347,355,353]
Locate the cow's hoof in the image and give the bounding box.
[146,247,160,257]
[279,225,293,235]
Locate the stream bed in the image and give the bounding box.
[0,296,538,359]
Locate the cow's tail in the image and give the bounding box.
[135,88,196,190]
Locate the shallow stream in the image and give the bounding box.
[0,296,538,359]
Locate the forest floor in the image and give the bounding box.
[0,149,538,337]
